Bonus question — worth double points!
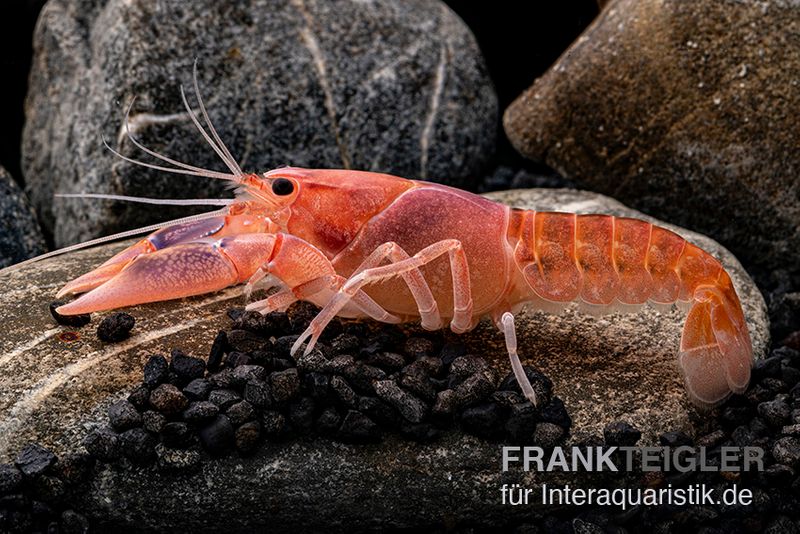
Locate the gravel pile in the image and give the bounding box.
[3,288,797,531]
[79,302,571,466]
[520,343,800,532]
[0,444,91,533]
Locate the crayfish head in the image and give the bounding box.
[249,167,415,256]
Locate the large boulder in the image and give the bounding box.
[0,165,46,268]
[503,0,800,273]
[0,190,767,529]
[23,0,497,247]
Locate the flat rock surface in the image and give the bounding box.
[0,166,45,268]
[0,188,768,529]
[24,0,496,246]
[503,0,800,273]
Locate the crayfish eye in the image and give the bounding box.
[271,178,294,196]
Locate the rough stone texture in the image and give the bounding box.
[0,165,46,268]
[23,0,497,247]
[0,188,768,528]
[503,0,800,272]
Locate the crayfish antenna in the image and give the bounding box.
[191,59,242,176]
[101,134,237,182]
[56,193,234,207]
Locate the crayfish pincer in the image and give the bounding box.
[38,68,753,409]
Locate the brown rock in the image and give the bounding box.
[504,0,800,272]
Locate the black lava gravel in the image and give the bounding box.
[96,312,135,342]
[0,443,92,533]
[71,302,573,486]
[11,282,800,532]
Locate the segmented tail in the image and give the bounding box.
[510,210,753,408]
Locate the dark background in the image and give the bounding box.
[0,0,599,186]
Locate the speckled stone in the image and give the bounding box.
[0,165,45,268]
[503,0,800,272]
[0,188,772,530]
[23,0,496,246]
[0,188,769,462]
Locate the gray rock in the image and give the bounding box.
[503,0,800,272]
[374,380,428,423]
[0,166,46,268]
[24,0,497,247]
[0,188,770,529]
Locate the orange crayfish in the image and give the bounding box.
[30,67,753,409]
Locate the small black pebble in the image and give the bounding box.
[270,369,300,403]
[143,355,169,388]
[226,308,245,322]
[316,407,341,435]
[235,421,261,453]
[120,428,157,463]
[127,384,150,409]
[170,350,206,380]
[149,384,189,415]
[226,401,255,426]
[0,464,23,494]
[209,389,241,411]
[207,368,235,389]
[226,329,267,353]
[303,372,330,400]
[539,397,572,429]
[534,422,566,449]
[261,411,289,439]
[439,342,468,366]
[225,351,251,368]
[403,337,436,359]
[288,397,315,434]
[344,363,386,393]
[287,301,320,332]
[244,380,272,408]
[499,366,553,406]
[233,310,275,336]
[107,399,142,431]
[182,401,219,424]
[460,402,505,439]
[659,431,693,447]
[141,411,167,434]
[366,352,406,372]
[199,415,234,455]
[49,301,90,328]
[338,410,380,443]
[604,421,642,447]
[330,333,360,355]
[82,428,120,462]
[232,364,267,386]
[505,402,537,442]
[273,335,301,358]
[374,380,428,423]
[53,452,94,486]
[96,312,135,342]
[449,355,489,383]
[207,331,228,371]
[15,443,56,477]
[183,378,212,401]
[160,422,193,449]
[400,369,437,402]
[358,396,400,428]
